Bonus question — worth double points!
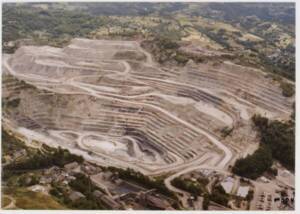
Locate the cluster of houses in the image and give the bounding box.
[37,161,175,210]
[39,161,101,186]
[38,161,120,207]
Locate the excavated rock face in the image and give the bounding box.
[2,38,294,174]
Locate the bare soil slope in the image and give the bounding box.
[2,38,294,175]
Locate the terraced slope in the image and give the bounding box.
[2,38,294,175]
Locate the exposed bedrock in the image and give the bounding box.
[2,38,294,174]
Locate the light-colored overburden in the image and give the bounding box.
[2,38,293,176]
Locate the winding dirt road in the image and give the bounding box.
[3,45,234,203]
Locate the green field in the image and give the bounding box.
[3,187,66,210]
[2,195,12,208]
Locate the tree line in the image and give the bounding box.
[232,114,295,179]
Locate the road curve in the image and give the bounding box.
[4,51,233,175]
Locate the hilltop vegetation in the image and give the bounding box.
[2,4,108,50]
[204,3,295,25]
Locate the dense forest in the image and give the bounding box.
[232,144,273,179]
[252,114,295,171]
[232,115,295,179]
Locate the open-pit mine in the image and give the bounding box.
[2,38,294,176]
